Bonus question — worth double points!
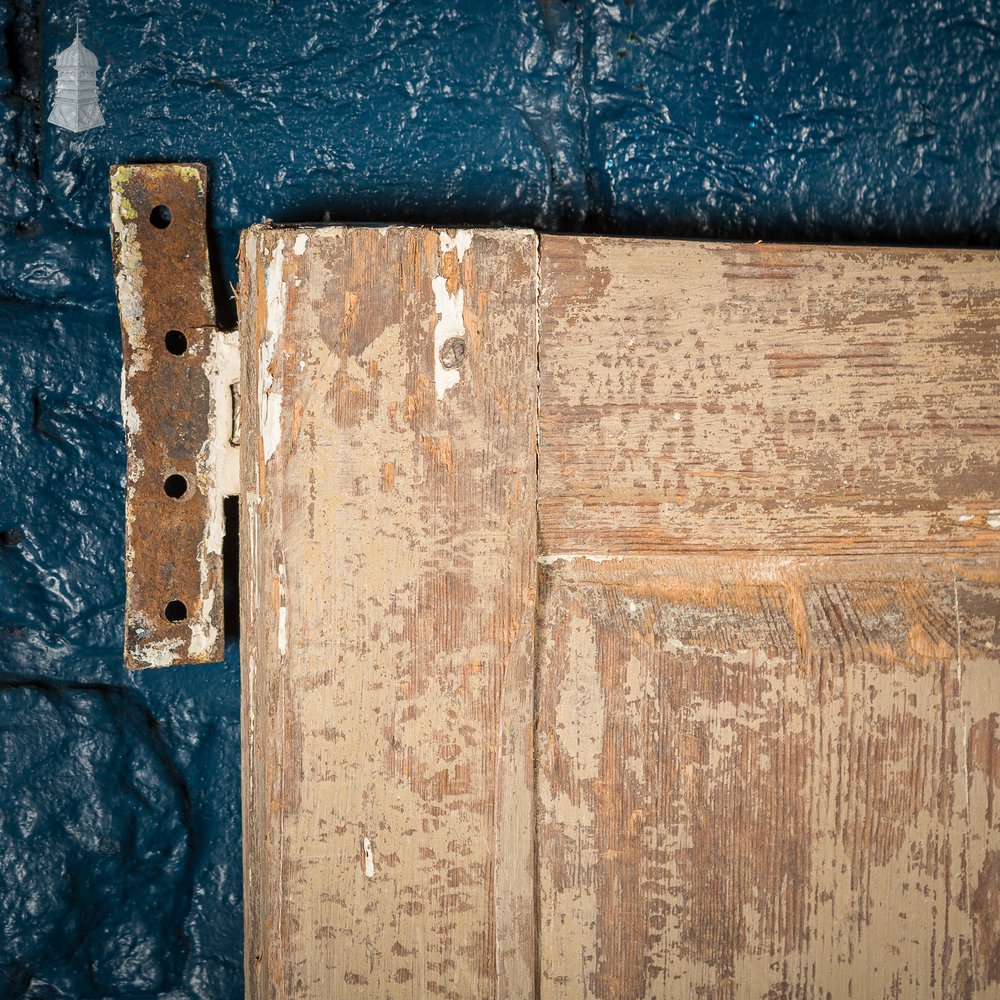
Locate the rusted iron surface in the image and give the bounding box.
[111,162,232,669]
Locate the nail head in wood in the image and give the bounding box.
[439,336,466,370]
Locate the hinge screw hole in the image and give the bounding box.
[150,205,172,229]
[165,330,187,355]
[164,600,188,622]
[164,474,188,499]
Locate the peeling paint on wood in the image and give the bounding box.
[538,236,1000,556]
[432,230,474,401]
[239,224,538,999]
[537,555,1000,999]
[237,227,999,998]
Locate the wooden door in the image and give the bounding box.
[239,227,1000,999]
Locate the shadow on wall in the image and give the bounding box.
[0,681,193,999]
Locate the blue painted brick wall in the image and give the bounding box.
[1,1,998,996]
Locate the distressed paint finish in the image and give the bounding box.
[238,228,1000,997]
[110,162,229,669]
[538,236,1000,556]
[536,555,1000,1000]
[239,225,539,998]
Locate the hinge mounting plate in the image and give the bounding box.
[111,162,239,669]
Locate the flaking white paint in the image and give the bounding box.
[277,560,288,655]
[186,328,241,662]
[537,553,624,566]
[205,328,241,497]
[277,607,288,653]
[137,632,185,669]
[439,229,473,262]
[261,238,287,462]
[111,180,152,501]
[124,395,142,435]
[432,275,464,401]
[187,460,224,660]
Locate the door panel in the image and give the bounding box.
[240,225,1000,999]
[536,556,1000,998]
[539,236,1000,555]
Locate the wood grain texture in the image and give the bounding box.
[237,229,1000,998]
[239,225,538,999]
[536,555,1000,1000]
[538,236,1000,556]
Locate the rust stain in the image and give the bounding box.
[111,162,225,669]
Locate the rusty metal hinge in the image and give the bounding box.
[110,163,239,669]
